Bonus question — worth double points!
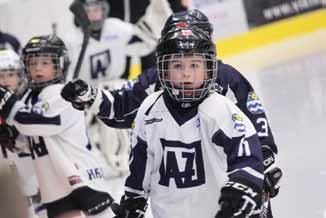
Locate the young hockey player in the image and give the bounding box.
[0,35,114,218]
[61,10,282,217]
[65,0,157,83]
[112,26,264,218]
[0,49,39,218]
[0,49,27,95]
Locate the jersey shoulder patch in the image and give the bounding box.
[246,92,265,114]
[231,113,246,133]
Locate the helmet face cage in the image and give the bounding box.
[157,53,217,103]
[82,0,109,31]
[157,26,217,103]
[23,53,65,89]
[22,35,69,90]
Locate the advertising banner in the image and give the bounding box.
[243,0,326,28]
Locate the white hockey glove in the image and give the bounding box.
[262,146,283,198]
[61,79,98,110]
[216,177,262,218]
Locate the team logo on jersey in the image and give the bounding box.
[246,92,264,114]
[41,102,49,111]
[145,118,163,125]
[232,113,246,132]
[159,139,205,188]
[32,102,49,115]
[90,50,111,79]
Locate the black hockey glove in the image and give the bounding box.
[262,146,283,198]
[0,124,19,152]
[111,195,148,218]
[71,186,114,215]
[61,79,98,111]
[215,177,262,218]
[0,87,17,119]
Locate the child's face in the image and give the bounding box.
[27,55,56,83]
[167,55,206,95]
[0,70,20,91]
[85,3,104,23]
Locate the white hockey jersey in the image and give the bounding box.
[6,84,109,203]
[0,133,39,197]
[64,18,156,85]
[125,91,264,218]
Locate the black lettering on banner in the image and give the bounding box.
[243,0,324,28]
[90,50,111,79]
[159,139,205,188]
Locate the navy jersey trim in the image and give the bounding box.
[125,136,148,191]
[144,92,163,116]
[229,169,263,188]
[98,91,112,118]
[212,129,263,173]
[14,112,61,125]
[163,92,198,126]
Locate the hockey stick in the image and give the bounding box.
[69,0,91,79]
[260,191,270,218]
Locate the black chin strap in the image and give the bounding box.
[90,29,102,41]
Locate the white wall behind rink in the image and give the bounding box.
[189,0,249,40]
[0,0,75,45]
[0,0,250,46]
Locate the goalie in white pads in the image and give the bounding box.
[0,35,114,218]
[64,0,156,176]
[111,27,264,218]
[65,0,157,83]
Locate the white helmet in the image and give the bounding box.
[0,49,27,95]
[0,49,21,72]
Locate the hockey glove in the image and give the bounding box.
[215,177,262,218]
[0,87,17,119]
[262,146,283,198]
[71,186,114,215]
[111,195,148,218]
[0,124,19,152]
[61,79,98,110]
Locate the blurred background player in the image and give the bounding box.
[107,0,177,72]
[64,0,159,176]
[106,0,187,22]
[61,9,282,218]
[0,29,21,54]
[65,0,157,83]
[0,49,39,218]
[0,49,27,96]
[0,35,114,218]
